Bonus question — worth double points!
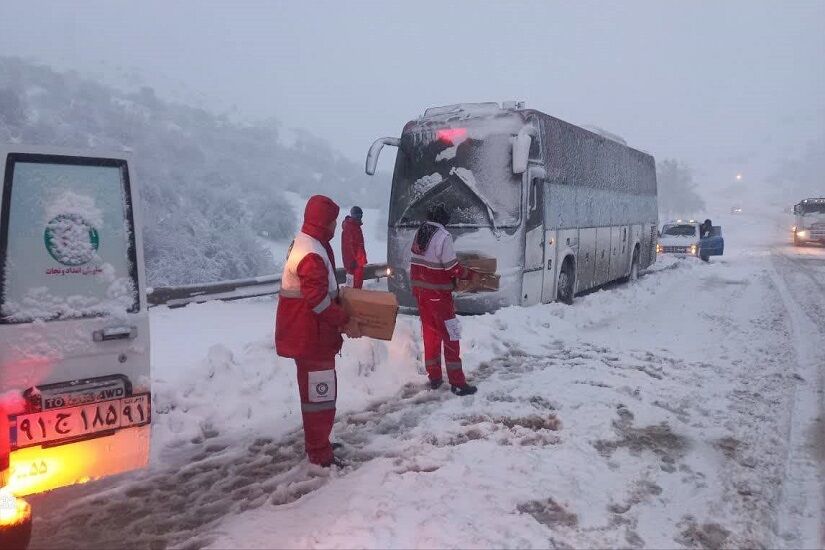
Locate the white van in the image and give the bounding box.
[0,146,151,545]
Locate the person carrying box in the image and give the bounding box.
[275,195,361,468]
[409,203,478,396]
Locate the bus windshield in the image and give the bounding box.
[800,202,825,214]
[389,129,522,228]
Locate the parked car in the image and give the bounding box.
[657,220,724,262]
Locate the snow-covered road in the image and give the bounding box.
[28,214,824,549]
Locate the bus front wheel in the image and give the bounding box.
[557,262,574,305]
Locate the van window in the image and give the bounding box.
[1,154,139,323]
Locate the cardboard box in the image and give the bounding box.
[457,253,497,274]
[456,253,499,293]
[340,287,399,341]
[455,272,501,293]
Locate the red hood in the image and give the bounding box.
[302,195,340,243]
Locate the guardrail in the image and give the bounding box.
[147,263,392,308]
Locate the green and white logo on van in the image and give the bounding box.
[44,213,100,266]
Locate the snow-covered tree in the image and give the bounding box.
[656,159,706,219]
[0,56,387,285]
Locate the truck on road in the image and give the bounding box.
[792,198,825,246]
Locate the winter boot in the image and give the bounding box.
[320,455,347,469]
[429,378,444,390]
[451,383,477,396]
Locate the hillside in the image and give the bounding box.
[0,57,389,285]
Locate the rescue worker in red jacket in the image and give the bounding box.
[410,203,478,396]
[275,195,360,467]
[341,206,368,289]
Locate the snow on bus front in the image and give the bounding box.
[386,115,525,311]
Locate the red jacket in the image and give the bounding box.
[409,222,470,300]
[275,196,349,360]
[341,216,367,273]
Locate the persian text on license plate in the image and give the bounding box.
[13,393,151,449]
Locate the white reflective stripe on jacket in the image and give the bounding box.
[280,232,338,312]
[409,222,458,270]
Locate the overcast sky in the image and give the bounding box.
[1,1,823,188]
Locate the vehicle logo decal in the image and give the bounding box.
[44,213,100,266]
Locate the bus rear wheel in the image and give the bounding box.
[557,261,574,305]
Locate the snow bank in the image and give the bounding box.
[29,209,823,549]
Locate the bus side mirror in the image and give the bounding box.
[513,127,535,175]
[365,137,400,176]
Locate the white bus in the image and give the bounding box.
[366,102,658,313]
[0,147,151,546]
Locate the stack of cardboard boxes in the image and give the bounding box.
[338,252,499,342]
[455,253,500,293]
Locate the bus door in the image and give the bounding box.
[522,175,545,305]
[0,150,150,497]
[541,182,571,303]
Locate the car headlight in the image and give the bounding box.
[797,230,808,238]
[656,244,663,254]
[690,244,698,255]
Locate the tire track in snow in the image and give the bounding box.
[30,349,548,550]
[769,249,825,549]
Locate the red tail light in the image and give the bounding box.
[436,128,467,144]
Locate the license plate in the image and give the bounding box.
[13,393,151,449]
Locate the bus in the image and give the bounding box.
[365,102,658,313]
[0,146,151,547]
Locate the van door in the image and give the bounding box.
[700,226,725,257]
[0,150,150,496]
